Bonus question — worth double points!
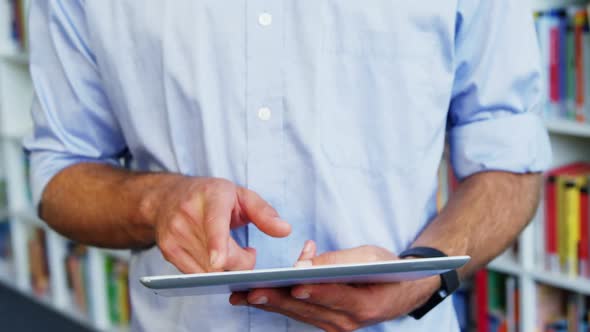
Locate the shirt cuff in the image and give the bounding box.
[449,112,552,180]
[28,150,120,212]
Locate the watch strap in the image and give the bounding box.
[399,246,460,319]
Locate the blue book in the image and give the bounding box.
[452,290,470,332]
[556,10,569,118]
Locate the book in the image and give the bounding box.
[476,270,489,332]
[546,176,559,272]
[573,10,588,122]
[65,243,89,315]
[563,180,581,276]
[579,186,589,278]
[536,285,565,331]
[28,228,49,297]
[505,276,518,332]
[105,255,131,326]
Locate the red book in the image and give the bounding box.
[549,26,560,102]
[547,162,590,176]
[545,176,558,272]
[579,187,589,277]
[475,270,489,332]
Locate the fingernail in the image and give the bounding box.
[251,296,268,305]
[294,291,310,300]
[294,260,313,268]
[303,241,312,253]
[210,250,219,267]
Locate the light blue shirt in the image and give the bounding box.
[25,1,551,331]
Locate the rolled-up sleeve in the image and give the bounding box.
[449,0,552,180]
[23,0,126,207]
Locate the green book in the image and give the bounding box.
[567,25,576,120]
[105,256,120,324]
[487,271,506,316]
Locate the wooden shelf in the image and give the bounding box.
[545,119,590,138]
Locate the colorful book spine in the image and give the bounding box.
[580,186,589,277]
[559,10,569,118]
[584,16,590,121]
[476,270,489,332]
[564,180,581,276]
[549,12,562,115]
[535,8,590,122]
[546,176,559,272]
[574,10,587,122]
[567,9,577,119]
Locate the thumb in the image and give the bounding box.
[223,239,257,271]
[294,240,317,267]
[236,187,291,237]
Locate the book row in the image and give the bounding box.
[66,242,131,325]
[542,162,590,278]
[454,270,590,332]
[535,6,590,123]
[0,224,131,327]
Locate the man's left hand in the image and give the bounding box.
[229,242,441,332]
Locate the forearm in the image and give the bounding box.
[40,162,179,248]
[412,171,542,279]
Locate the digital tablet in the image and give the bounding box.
[140,256,470,297]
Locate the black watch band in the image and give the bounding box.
[398,247,460,319]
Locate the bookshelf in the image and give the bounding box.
[476,3,590,332]
[0,46,128,332]
[0,1,133,330]
[1,0,590,332]
[545,119,590,138]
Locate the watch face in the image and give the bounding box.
[438,289,448,298]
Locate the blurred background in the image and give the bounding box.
[2,0,590,331]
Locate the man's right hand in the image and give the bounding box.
[141,176,291,274]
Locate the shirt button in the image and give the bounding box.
[257,107,272,121]
[258,13,272,26]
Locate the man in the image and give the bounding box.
[25,1,550,331]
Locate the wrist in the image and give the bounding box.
[399,247,463,319]
[134,173,186,230]
[395,275,441,317]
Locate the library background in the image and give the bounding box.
[4,0,590,331]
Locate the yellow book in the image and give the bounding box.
[564,180,580,276]
[117,262,130,324]
[557,174,588,274]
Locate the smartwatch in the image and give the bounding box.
[398,246,460,319]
